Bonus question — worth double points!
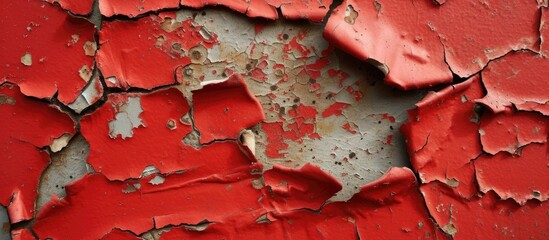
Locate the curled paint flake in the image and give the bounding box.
[261,163,342,211]
[401,75,484,197]
[324,0,539,89]
[0,84,75,222]
[99,0,179,17]
[192,74,265,144]
[46,0,95,15]
[0,0,95,104]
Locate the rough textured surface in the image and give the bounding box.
[324,0,540,89]
[2,1,549,239]
[401,76,484,198]
[0,0,96,104]
[0,84,75,223]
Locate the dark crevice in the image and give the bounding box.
[322,0,344,24]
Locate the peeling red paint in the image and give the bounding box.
[11,228,35,240]
[322,102,349,118]
[159,167,446,239]
[100,229,141,240]
[324,0,540,89]
[422,181,549,239]
[261,163,342,211]
[97,12,217,90]
[33,163,262,240]
[475,143,549,204]
[479,110,548,155]
[401,76,484,197]
[47,0,95,15]
[193,74,265,143]
[0,0,96,104]
[477,51,549,115]
[99,0,179,17]
[182,0,332,22]
[0,84,75,222]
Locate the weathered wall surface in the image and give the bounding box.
[1,0,548,239]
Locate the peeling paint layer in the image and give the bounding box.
[0,0,96,104]
[479,110,548,155]
[477,51,549,115]
[159,167,447,239]
[0,84,75,222]
[401,76,483,197]
[33,164,262,240]
[324,0,540,89]
[97,12,217,90]
[192,74,265,143]
[422,181,549,239]
[47,0,95,15]
[475,143,549,204]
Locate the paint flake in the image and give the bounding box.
[97,13,217,90]
[0,0,96,104]
[475,143,549,204]
[400,76,484,197]
[324,0,540,89]
[479,110,548,155]
[477,51,549,115]
[0,84,75,222]
[192,74,265,143]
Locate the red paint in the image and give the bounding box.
[475,143,549,204]
[193,74,265,143]
[11,228,35,240]
[342,122,357,134]
[322,102,349,118]
[479,110,548,155]
[421,181,549,239]
[100,229,141,240]
[401,76,484,198]
[261,122,289,158]
[97,13,217,90]
[47,0,94,15]
[0,84,75,222]
[159,167,446,239]
[324,0,539,89]
[261,163,342,211]
[0,0,95,104]
[99,0,179,17]
[33,163,263,240]
[477,51,549,115]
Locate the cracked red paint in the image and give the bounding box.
[479,110,548,155]
[0,0,96,104]
[100,229,141,240]
[182,0,332,22]
[477,51,549,115]
[33,163,262,240]
[401,76,483,198]
[324,0,540,89]
[422,181,549,239]
[97,12,217,90]
[10,228,35,240]
[475,143,549,204]
[47,0,95,15]
[261,163,342,211]
[0,84,75,222]
[99,0,179,17]
[159,167,447,239]
[3,0,549,238]
[193,74,265,143]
